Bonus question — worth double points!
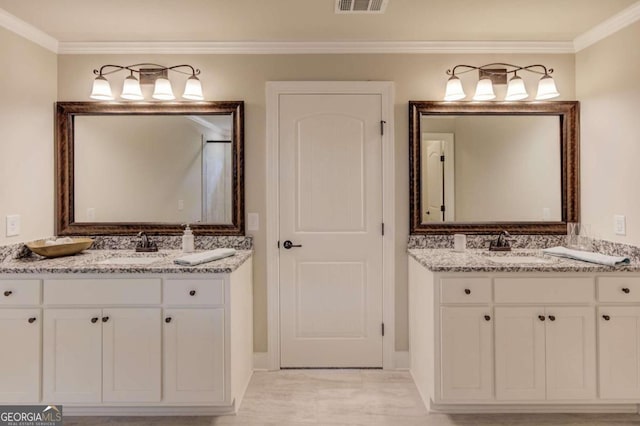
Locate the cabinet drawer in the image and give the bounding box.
[164,279,224,306]
[0,280,41,305]
[598,277,640,302]
[440,278,492,304]
[494,277,594,304]
[43,279,161,305]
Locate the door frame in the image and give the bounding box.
[265,81,396,370]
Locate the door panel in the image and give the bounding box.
[598,306,640,399]
[102,308,161,402]
[495,307,546,400]
[279,94,383,367]
[440,307,493,400]
[545,307,596,400]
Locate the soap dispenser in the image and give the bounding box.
[182,224,195,253]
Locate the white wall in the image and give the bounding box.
[58,52,575,353]
[0,27,57,245]
[577,21,640,245]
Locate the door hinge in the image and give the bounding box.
[440,205,445,212]
[380,120,386,136]
[440,155,445,162]
[381,322,385,336]
[381,222,385,236]
[277,240,280,248]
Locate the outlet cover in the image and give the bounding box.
[614,214,626,236]
[247,213,259,231]
[6,214,20,237]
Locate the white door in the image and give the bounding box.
[599,306,640,399]
[495,307,546,400]
[43,309,102,403]
[0,309,41,402]
[424,139,444,222]
[279,93,383,367]
[163,308,225,403]
[545,307,596,400]
[440,307,493,400]
[102,308,161,402]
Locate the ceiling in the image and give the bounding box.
[0,0,637,43]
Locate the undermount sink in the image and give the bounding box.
[485,256,555,264]
[97,256,166,265]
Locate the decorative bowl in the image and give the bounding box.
[26,238,94,258]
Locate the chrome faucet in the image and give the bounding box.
[489,230,512,251]
[135,232,158,252]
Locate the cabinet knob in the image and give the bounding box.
[189,290,196,296]
[484,315,491,321]
[538,315,546,321]
[165,317,172,323]
[603,315,611,321]
[102,316,110,323]
[464,288,471,295]
[91,317,99,323]
[622,287,631,294]
[28,317,37,324]
[548,315,556,322]
[3,290,12,297]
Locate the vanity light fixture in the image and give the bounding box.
[444,63,559,101]
[90,63,204,101]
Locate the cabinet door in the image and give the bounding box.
[440,307,493,400]
[102,308,161,402]
[163,308,225,403]
[0,309,41,402]
[495,307,546,400]
[545,306,596,400]
[598,306,640,399]
[43,309,102,403]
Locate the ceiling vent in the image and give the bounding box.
[335,0,389,14]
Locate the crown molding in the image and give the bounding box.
[0,8,58,52]
[574,1,640,52]
[57,40,575,55]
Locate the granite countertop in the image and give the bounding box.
[408,248,640,273]
[0,249,252,275]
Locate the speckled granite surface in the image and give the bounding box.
[408,248,640,273]
[0,249,252,274]
[79,235,252,251]
[407,234,566,250]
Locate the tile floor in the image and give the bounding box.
[65,370,640,425]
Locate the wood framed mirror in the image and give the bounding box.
[409,101,579,234]
[56,101,244,235]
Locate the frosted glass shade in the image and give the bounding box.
[120,75,144,100]
[152,77,175,100]
[182,76,204,100]
[505,75,528,101]
[444,76,465,101]
[536,75,560,100]
[473,78,496,101]
[90,76,114,100]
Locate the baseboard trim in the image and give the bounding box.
[253,352,270,371]
[395,351,410,370]
[428,402,640,414]
[64,405,236,416]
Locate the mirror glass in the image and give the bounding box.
[74,114,234,224]
[420,115,561,223]
[55,101,244,236]
[409,101,579,234]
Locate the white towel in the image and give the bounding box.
[542,246,630,267]
[174,248,236,266]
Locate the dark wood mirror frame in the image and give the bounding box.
[55,101,244,236]
[409,101,579,234]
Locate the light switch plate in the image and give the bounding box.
[247,213,259,231]
[614,214,626,236]
[6,214,20,237]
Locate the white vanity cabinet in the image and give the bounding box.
[0,256,253,415]
[409,256,640,413]
[0,279,41,403]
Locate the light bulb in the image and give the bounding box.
[152,77,175,100]
[536,75,560,100]
[473,78,496,101]
[90,76,114,101]
[505,74,528,101]
[120,74,144,100]
[444,75,465,101]
[182,75,204,101]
